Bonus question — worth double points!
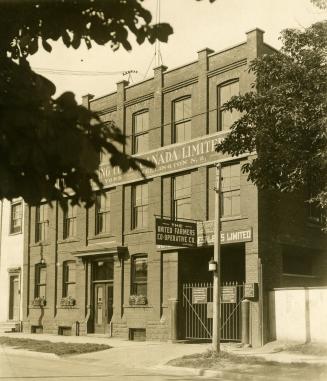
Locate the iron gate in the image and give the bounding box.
[182,282,245,341]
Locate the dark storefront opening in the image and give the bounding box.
[179,244,245,284]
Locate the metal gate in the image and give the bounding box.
[182,282,244,341]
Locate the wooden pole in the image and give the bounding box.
[212,163,221,352]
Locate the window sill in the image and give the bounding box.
[124,228,153,236]
[306,220,323,229]
[58,237,80,244]
[220,215,247,222]
[57,306,79,310]
[123,304,152,309]
[282,273,317,278]
[88,233,116,241]
[8,231,23,236]
[30,241,50,248]
[29,306,49,309]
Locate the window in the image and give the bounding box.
[93,259,114,281]
[35,264,46,298]
[95,192,111,235]
[173,173,191,219]
[10,201,22,234]
[173,97,191,143]
[62,261,76,298]
[35,204,49,243]
[132,183,148,229]
[221,163,241,217]
[218,81,240,131]
[131,256,148,296]
[63,203,77,239]
[133,111,149,154]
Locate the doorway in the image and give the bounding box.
[94,283,113,334]
[92,258,114,334]
[9,275,20,321]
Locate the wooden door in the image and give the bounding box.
[94,283,113,334]
[9,275,20,321]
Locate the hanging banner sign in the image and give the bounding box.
[155,218,197,248]
[197,221,253,246]
[98,131,229,188]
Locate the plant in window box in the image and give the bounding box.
[129,294,147,305]
[32,296,46,307]
[60,296,76,307]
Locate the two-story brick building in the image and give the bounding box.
[22,29,327,346]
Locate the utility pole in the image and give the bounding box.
[212,162,222,352]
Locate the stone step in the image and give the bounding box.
[0,321,20,333]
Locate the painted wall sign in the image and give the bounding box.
[197,221,253,246]
[156,218,197,248]
[192,287,208,304]
[221,286,237,304]
[98,131,229,188]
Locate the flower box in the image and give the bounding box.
[60,296,76,307]
[32,297,46,307]
[129,294,147,306]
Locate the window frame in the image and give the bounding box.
[35,204,49,243]
[10,201,23,234]
[132,109,149,154]
[62,261,76,298]
[131,182,149,230]
[63,203,77,239]
[95,191,111,235]
[217,79,240,131]
[221,162,241,218]
[172,172,192,220]
[172,96,192,144]
[35,263,46,298]
[131,255,148,297]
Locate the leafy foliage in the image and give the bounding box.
[216,21,327,226]
[0,0,173,207]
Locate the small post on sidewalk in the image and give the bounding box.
[212,163,222,352]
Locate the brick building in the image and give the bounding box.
[22,29,327,346]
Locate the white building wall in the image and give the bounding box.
[269,288,327,343]
[0,199,24,323]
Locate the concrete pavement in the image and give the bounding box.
[1,332,327,381]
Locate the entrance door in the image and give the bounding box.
[9,275,20,321]
[94,283,113,334]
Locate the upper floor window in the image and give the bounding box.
[62,261,76,298]
[221,163,241,217]
[132,183,148,229]
[133,110,149,154]
[173,173,191,220]
[63,203,77,239]
[10,201,22,234]
[35,204,49,243]
[131,255,148,296]
[35,264,46,298]
[95,192,111,235]
[173,97,191,143]
[218,81,240,131]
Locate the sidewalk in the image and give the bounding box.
[1,332,327,367]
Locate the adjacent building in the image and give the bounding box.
[0,199,24,332]
[22,29,327,346]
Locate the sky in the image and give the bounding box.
[29,0,326,102]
